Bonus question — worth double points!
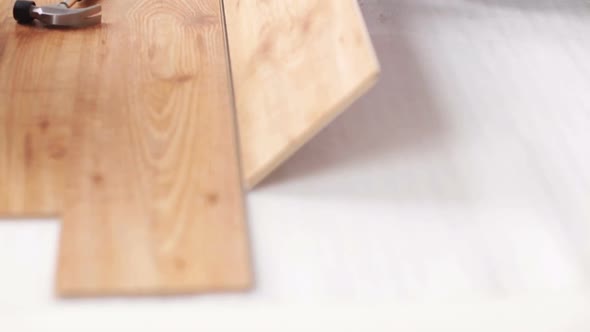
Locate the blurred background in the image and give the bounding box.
[254,0,590,298]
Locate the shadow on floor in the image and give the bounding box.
[258,0,447,189]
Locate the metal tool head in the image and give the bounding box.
[13,1,101,28]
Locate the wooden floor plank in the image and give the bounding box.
[1,0,380,218]
[0,7,76,216]
[0,0,251,295]
[224,0,380,188]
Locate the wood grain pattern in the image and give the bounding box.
[1,0,251,295]
[1,0,380,218]
[56,0,251,296]
[0,9,75,216]
[224,0,380,188]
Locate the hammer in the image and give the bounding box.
[13,0,101,27]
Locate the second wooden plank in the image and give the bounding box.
[224,0,380,188]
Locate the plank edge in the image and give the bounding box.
[246,68,380,189]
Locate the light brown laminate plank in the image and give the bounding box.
[48,0,250,296]
[224,0,380,188]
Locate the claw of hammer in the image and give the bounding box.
[13,0,101,28]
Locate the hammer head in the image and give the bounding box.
[13,1,101,28]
